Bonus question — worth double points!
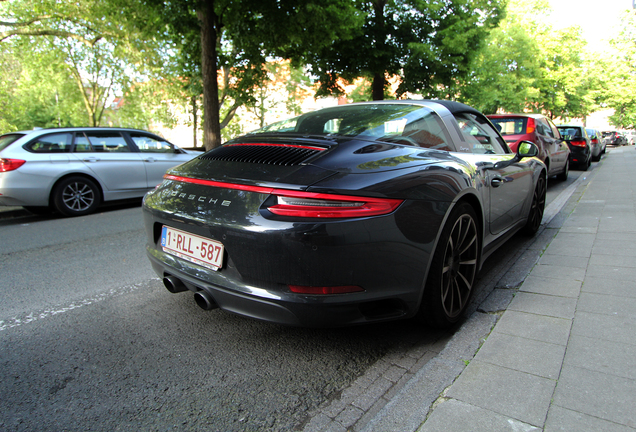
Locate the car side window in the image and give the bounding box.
[548,119,560,139]
[73,133,92,152]
[25,133,72,153]
[454,113,507,154]
[130,133,175,153]
[85,132,130,152]
[400,112,453,151]
[539,119,554,138]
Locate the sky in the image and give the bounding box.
[548,0,633,52]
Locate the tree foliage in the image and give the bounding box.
[601,11,636,129]
[458,0,593,119]
[305,0,505,101]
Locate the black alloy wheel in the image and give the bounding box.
[521,175,546,236]
[53,176,101,217]
[419,202,479,328]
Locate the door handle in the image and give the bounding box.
[491,176,504,188]
[143,157,156,163]
[83,157,100,162]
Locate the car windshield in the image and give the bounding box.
[246,104,452,150]
[0,133,25,151]
[489,118,527,135]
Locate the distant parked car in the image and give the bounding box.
[488,113,570,180]
[557,125,592,170]
[585,128,606,161]
[625,130,636,145]
[0,127,198,216]
[602,131,627,146]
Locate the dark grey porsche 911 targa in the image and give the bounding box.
[142,100,546,328]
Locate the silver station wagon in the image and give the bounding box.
[0,127,198,216]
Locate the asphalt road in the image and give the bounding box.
[0,169,588,431]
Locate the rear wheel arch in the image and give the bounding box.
[49,173,104,207]
[415,193,484,328]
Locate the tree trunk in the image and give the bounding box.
[192,94,198,147]
[371,0,387,101]
[197,2,222,151]
[372,73,385,100]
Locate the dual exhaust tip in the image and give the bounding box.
[162,276,218,311]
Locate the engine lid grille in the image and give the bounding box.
[199,143,326,166]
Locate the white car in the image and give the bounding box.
[0,127,200,216]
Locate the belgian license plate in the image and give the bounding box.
[161,226,224,271]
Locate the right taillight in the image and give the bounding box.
[526,118,535,134]
[570,140,587,147]
[0,158,26,172]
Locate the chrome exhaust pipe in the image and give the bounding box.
[194,290,218,310]
[163,276,188,293]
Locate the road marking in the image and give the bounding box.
[0,279,159,331]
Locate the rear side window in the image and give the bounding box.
[24,133,73,153]
[0,134,25,151]
[489,118,526,135]
[130,133,174,153]
[84,132,130,152]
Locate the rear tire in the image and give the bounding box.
[556,159,569,181]
[53,176,101,217]
[418,202,479,329]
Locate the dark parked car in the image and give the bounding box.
[602,131,627,146]
[586,128,606,161]
[557,125,592,170]
[142,100,547,329]
[488,113,570,180]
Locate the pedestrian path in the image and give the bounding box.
[419,147,636,431]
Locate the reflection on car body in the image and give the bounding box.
[142,100,547,329]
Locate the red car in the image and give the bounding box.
[488,114,570,180]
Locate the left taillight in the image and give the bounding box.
[267,192,403,218]
[0,158,26,172]
[570,140,587,147]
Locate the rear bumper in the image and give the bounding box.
[147,247,416,327]
[568,146,590,166]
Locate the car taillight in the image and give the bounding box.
[591,138,599,144]
[268,193,403,218]
[289,285,364,294]
[163,174,404,218]
[0,158,26,172]
[526,118,535,134]
[570,140,587,147]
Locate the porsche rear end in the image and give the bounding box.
[142,139,446,327]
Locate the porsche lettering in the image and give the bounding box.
[166,189,231,206]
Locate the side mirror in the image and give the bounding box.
[517,141,539,158]
[492,140,539,170]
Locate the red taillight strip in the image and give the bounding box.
[570,140,587,147]
[224,143,326,151]
[164,174,274,194]
[163,174,404,218]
